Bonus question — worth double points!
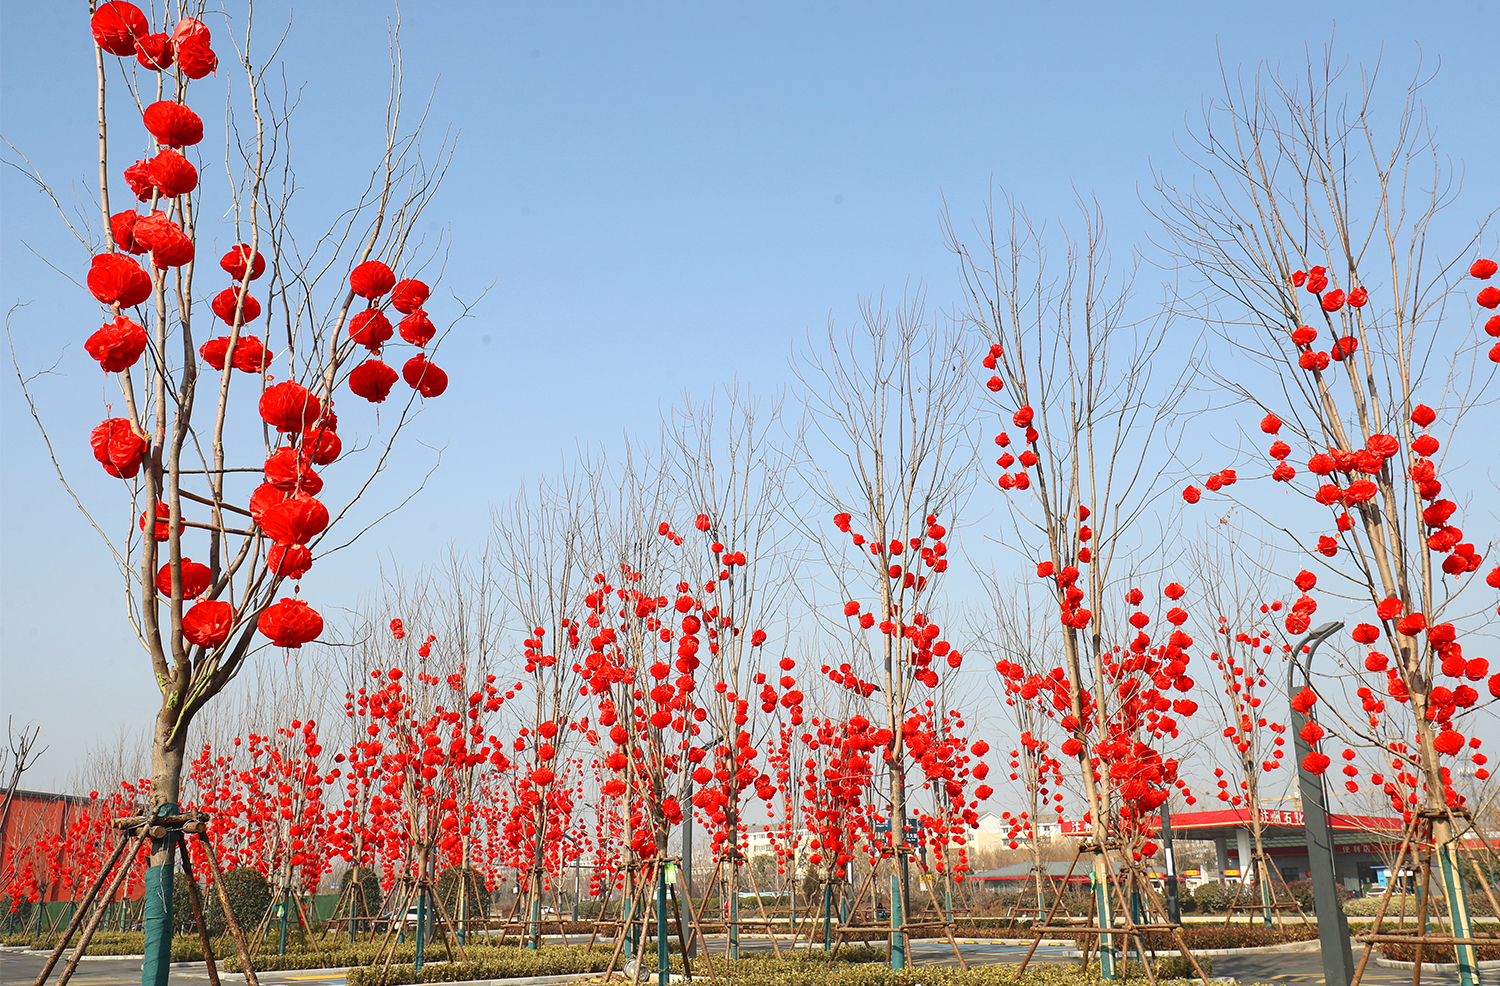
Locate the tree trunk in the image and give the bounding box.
[143,715,185,986]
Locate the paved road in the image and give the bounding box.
[1,939,1471,986]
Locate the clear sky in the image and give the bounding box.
[2,1,1496,790]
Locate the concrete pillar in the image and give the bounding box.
[1215,838,1230,874]
[1237,829,1254,880]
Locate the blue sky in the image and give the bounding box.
[2,1,1497,789]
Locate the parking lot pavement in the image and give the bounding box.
[6,938,1469,986]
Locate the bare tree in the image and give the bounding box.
[1153,48,1498,947]
[795,289,975,966]
[9,5,459,975]
[950,197,1200,975]
[663,385,799,951]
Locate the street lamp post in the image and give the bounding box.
[1287,620,1354,986]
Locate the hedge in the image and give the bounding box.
[1379,941,1500,962]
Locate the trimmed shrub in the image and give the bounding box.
[1379,941,1500,962]
[435,865,487,923]
[1190,882,1229,912]
[335,866,384,924]
[205,866,271,937]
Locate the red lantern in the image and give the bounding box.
[212,287,261,326]
[90,418,146,478]
[91,1,148,56]
[301,426,341,465]
[259,381,321,433]
[397,310,435,346]
[176,39,217,78]
[220,244,267,281]
[248,483,286,525]
[87,253,153,308]
[349,360,398,402]
[139,502,182,542]
[85,315,147,372]
[200,335,270,372]
[155,559,212,599]
[391,279,429,314]
[110,211,146,254]
[128,212,173,249]
[148,150,197,197]
[258,495,329,544]
[172,20,217,79]
[257,597,323,648]
[142,101,204,148]
[263,447,321,494]
[182,599,234,648]
[348,309,393,351]
[134,33,174,71]
[349,261,395,299]
[267,543,313,580]
[401,355,447,397]
[123,159,157,201]
[149,230,194,269]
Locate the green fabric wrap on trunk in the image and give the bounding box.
[141,862,173,986]
[141,801,179,986]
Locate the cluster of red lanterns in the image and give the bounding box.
[345,262,448,403]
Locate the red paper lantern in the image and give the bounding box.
[123,159,156,201]
[391,279,429,314]
[301,426,341,465]
[220,244,267,281]
[267,543,313,580]
[182,599,235,648]
[259,381,321,433]
[85,315,147,372]
[248,483,286,525]
[397,310,435,346]
[263,447,322,494]
[110,211,146,254]
[139,502,182,542]
[127,212,174,249]
[401,355,447,397]
[91,1,148,56]
[257,597,323,648]
[348,309,393,351]
[134,33,174,71]
[90,418,146,478]
[172,19,217,79]
[349,360,398,402]
[87,253,153,307]
[148,230,194,269]
[258,495,328,544]
[349,261,395,299]
[212,287,261,326]
[142,101,204,148]
[155,559,212,599]
[200,335,268,372]
[176,38,217,79]
[147,150,197,197]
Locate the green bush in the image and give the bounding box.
[435,865,487,922]
[2,893,36,933]
[1190,883,1229,912]
[334,867,384,925]
[205,866,271,936]
[174,873,214,933]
